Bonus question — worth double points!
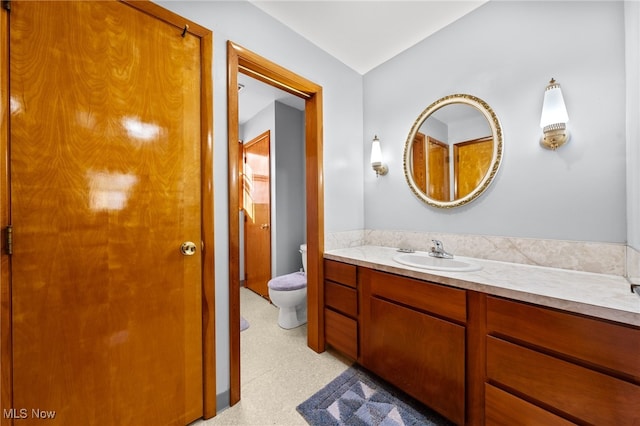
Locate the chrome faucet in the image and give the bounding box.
[429,239,453,259]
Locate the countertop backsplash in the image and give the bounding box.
[628,245,640,285]
[326,229,627,277]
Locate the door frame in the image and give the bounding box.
[0,1,217,421]
[227,41,325,405]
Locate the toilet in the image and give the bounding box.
[267,244,308,329]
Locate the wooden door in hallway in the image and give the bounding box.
[3,1,214,424]
[427,136,450,202]
[411,132,427,193]
[243,131,272,298]
[454,137,493,199]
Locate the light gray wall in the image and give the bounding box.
[364,1,627,243]
[626,1,640,250]
[274,102,306,275]
[241,103,275,142]
[157,0,364,405]
[157,0,639,411]
[449,113,491,144]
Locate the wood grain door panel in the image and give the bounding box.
[427,136,450,201]
[411,132,427,193]
[243,130,272,298]
[454,137,492,199]
[9,2,205,424]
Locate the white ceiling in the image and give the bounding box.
[240,0,488,124]
[249,0,488,75]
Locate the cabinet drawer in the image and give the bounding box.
[487,296,640,380]
[487,336,640,425]
[324,259,357,288]
[363,268,466,323]
[485,383,574,426]
[325,308,358,360]
[325,281,357,318]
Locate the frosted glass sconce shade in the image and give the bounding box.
[540,78,570,150]
[370,135,388,177]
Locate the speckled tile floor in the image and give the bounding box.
[193,287,352,426]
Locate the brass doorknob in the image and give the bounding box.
[260,224,270,230]
[180,241,197,256]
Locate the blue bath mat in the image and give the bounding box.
[240,316,249,332]
[297,365,453,425]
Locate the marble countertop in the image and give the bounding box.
[324,245,640,326]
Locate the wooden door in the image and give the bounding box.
[454,137,493,199]
[5,2,211,424]
[427,136,450,201]
[411,132,427,193]
[243,131,271,298]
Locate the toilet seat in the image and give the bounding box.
[268,272,307,329]
[267,271,306,291]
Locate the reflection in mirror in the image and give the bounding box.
[404,94,502,208]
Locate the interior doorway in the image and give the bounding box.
[227,41,325,405]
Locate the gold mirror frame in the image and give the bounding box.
[403,94,503,209]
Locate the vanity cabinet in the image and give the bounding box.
[485,296,640,425]
[322,257,640,425]
[360,268,467,425]
[323,259,359,360]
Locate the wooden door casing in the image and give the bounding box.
[1,1,215,424]
[227,41,324,405]
[243,130,272,298]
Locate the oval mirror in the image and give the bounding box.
[403,94,503,208]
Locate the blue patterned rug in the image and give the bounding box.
[240,316,249,332]
[296,365,453,426]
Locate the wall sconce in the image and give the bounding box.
[540,78,570,150]
[370,135,388,177]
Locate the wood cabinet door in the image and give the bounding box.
[6,2,210,424]
[364,297,465,425]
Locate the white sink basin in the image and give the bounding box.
[393,253,482,272]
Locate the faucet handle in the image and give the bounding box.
[429,240,453,259]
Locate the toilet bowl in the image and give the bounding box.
[268,244,307,329]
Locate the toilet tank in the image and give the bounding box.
[300,244,307,272]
